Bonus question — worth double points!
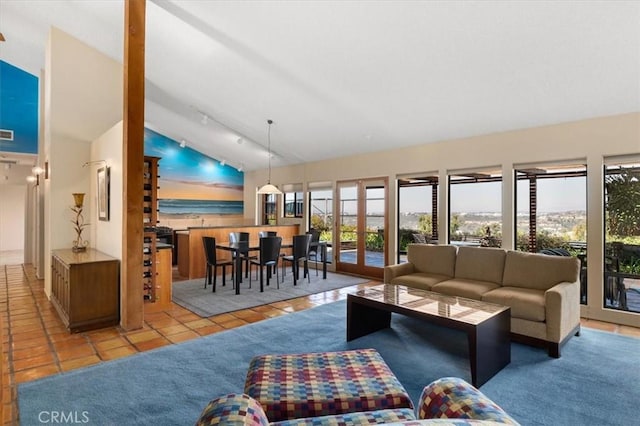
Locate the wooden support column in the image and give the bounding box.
[121,0,146,330]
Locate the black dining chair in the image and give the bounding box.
[259,231,278,273]
[249,236,282,292]
[281,234,311,285]
[307,228,321,276]
[202,236,234,292]
[259,230,277,238]
[229,231,256,280]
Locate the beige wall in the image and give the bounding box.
[0,184,27,251]
[245,112,640,326]
[43,27,123,296]
[90,122,124,259]
[247,113,639,196]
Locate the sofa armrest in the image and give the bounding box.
[418,377,520,425]
[195,393,269,426]
[384,262,416,283]
[545,280,580,343]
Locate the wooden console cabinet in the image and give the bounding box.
[51,248,120,332]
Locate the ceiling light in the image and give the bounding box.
[257,119,282,195]
[237,163,244,172]
[219,159,226,167]
[236,137,244,145]
[201,114,209,125]
[179,139,186,148]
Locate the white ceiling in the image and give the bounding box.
[1,0,639,172]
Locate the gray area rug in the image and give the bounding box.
[172,270,368,317]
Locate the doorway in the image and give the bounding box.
[335,178,388,279]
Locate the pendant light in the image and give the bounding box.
[257,119,282,195]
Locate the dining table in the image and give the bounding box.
[216,239,328,294]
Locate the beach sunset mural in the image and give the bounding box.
[144,128,244,220]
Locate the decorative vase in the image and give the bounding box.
[71,193,89,252]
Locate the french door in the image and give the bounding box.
[335,178,388,279]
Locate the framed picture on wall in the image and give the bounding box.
[97,166,110,221]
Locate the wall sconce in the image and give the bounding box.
[31,161,49,179]
[82,160,107,168]
[27,162,47,185]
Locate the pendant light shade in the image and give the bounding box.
[257,183,281,194]
[257,119,282,195]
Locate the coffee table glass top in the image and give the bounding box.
[351,284,509,325]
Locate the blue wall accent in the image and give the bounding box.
[144,128,244,216]
[0,61,38,154]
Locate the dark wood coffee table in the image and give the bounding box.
[347,284,511,387]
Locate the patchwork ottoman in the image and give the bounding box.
[244,348,414,422]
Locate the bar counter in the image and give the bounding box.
[176,224,300,279]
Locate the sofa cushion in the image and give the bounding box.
[390,273,451,290]
[482,287,546,322]
[502,251,579,291]
[419,377,520,425]
[195,393,269,426]
[431,279,500,300]
[271,408,416,425]
[244,349,413,422]
[408,244,457,277]
[454,247,506,284]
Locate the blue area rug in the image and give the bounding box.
[18,301,639,425]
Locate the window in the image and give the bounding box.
[308,184,333,264]
[515,163,587,304]
[284,191,303,218]
[397,176,438,262]
[604,161,640,313]
[262,194,277,225]
[448,169,502,247]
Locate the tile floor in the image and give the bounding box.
[1,263,639,425]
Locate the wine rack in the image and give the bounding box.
[143,156,160,303]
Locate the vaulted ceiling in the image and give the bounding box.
[1,0,639,172]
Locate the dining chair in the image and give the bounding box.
[259,231,277,238]
[307,229,321,276]
[202,236,234,292]
[281,234,311,285]
[229,231,255,280]
[259,231,278,273]
[249,236,282,292]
